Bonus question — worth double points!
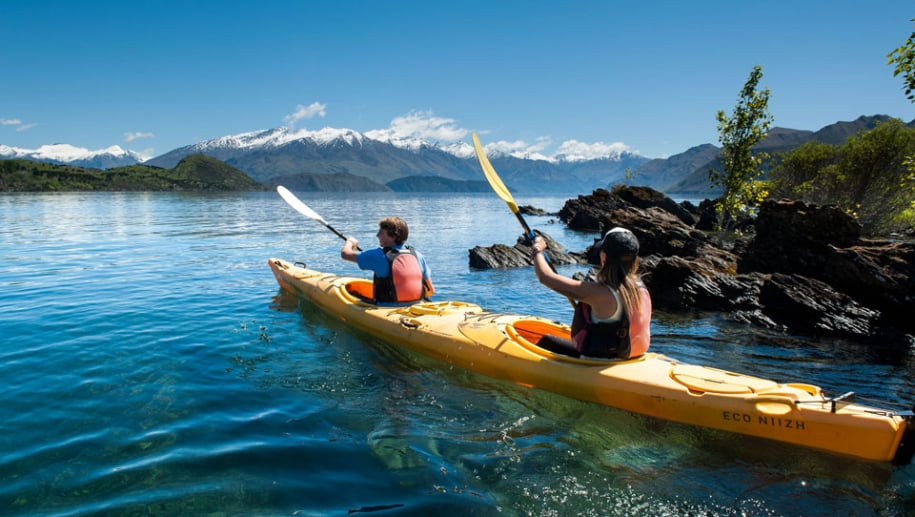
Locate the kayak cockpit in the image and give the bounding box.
[341,278,375,304]
[506,318,645,365]
[339,279,483,315]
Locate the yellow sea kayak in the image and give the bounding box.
[268,258,915,463]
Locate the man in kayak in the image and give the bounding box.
[529,227,651,359]
[341,216,435,305]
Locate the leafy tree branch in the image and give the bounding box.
[710,65,774,221]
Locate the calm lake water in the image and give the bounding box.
[2,190,915,516]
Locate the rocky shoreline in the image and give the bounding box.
[469,186,915,349]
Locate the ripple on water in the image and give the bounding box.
[2,192,914,515]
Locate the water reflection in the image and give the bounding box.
[1,191,914,516]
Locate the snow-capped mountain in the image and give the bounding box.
[181,126,480,160]
[143,126,648,193]
[0,143,145,169]
[189,126,368,152]
[4,114,908,194]
[160,125,631,165]
[1,124,650,193]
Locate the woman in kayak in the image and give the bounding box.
[530,227,651,359]
[342,216,435,305]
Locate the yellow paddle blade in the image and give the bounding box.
[472,132,519,213]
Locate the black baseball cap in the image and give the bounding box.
[599,227,639,259]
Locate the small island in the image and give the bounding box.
[0,154,264,192]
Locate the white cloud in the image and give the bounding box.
[366,110,469,142]
[124,131,155,143]
[555,139,631,161]
[488,136,552,154]
[135,148,155,161]
[283,102,327,127]
[2,117,36,132]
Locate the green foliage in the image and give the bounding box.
[710,65,774,219]
[769,119,915,234]
[887,19,915,103]
[170,154,263,190]
[0,155,264,192]
[769,141,838,203]
[888,19,915,182]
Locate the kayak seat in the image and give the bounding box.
[535,334,642,362]
[344,279,375,303]
[342,279,421,307]
[510,319,641,363]
[535,334,579,357]
[512,319,570,343]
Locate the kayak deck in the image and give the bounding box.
[268,258,915,464]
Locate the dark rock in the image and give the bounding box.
[739,198,915,335]
[821,242,915,332]
[695,199,720,231]
[612,185,698,226]
[560,185,708,233]
[558,188,630,231]
[759,273,879,338]
[470,187,915,347]
[469,231,581,269]
[518,205,553,216]
[740,199,862,276]
[622,207,708,257]
[693,198,756,233]
[640,250,752,312]
[469,243,529,269]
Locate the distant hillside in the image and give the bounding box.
[0,143,142,169]
[0,154,263,192]
[170,154,264,190]
[148,116,904,196]
[150,135,481,186]
[146,127,648,194]
[386,176,491,192]
[636,115,915,196]
[262,172,493,192]
[630,144,720,193]
[265,171,391,192]
[8,114,913,195]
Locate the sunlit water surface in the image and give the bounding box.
[1,191,915,516]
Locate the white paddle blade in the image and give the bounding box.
[276,186,328,224]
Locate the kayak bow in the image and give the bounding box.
[268,258,915,464]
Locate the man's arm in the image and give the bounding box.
[341,237,360,263]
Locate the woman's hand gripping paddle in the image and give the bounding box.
[276,185,361,251]
[471,133,575,308]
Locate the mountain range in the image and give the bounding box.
[2,115,910,195]
[0,143,146,170]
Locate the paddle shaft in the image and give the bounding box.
[322,221,361,251]
[471,133,574,308]
[514,212,534,239]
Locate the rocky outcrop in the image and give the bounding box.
[469,231,581,269]
[470,185,915,348]
[518,205,554,216]
[740,199,914,339]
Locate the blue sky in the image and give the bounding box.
[1,0,913,160]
